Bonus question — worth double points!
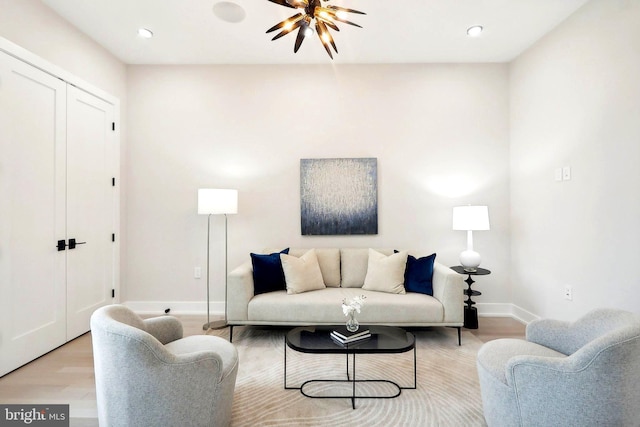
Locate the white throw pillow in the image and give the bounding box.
[281,249,326,294]
[362,249,408,294]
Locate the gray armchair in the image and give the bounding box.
[476,308,640,427]
[90,305,238,427]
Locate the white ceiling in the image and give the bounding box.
[41,0,590,65]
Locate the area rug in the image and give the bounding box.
[207,326,487,427]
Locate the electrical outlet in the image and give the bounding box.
[194,267,202,279]
[564,285,573,301]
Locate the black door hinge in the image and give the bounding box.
[112,122,115,131]
[112,233,115,242]
[111,289,115,298]
[112,177,115,187]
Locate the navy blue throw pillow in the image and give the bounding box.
[250,248,290,295]
[404,253,436,296]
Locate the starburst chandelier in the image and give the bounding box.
[266,0,366,59]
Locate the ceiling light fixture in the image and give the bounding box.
[213,2,246,23]
[266,0,365,59]
[137,28,154,39]
[467,25,483,37]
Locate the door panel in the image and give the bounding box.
[0,52,67,376]
[65,86,114,340]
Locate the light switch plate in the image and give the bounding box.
[562,166,571,181]
[555,168,563,181]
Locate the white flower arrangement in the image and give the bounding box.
[342,295,366,317]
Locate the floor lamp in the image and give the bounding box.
[198,188,238,330]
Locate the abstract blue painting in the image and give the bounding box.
[300,158,378,235]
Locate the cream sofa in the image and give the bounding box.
[227,248,465,343]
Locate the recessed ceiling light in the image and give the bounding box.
[137,28,154,39]
[213,2,246,23]
[467,26,483,37]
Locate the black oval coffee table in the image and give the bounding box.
[284,325,416,409]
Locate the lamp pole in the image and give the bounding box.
[203,213,231,330]
[198,188,236,331]
[203,213,212,330]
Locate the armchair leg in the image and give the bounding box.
[229,325,234,342]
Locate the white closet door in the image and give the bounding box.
[65,86,115,340]
[0,52,67,376]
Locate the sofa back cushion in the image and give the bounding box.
[340,248,394,287]
[272,248,341,287]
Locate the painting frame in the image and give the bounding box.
[300,158,378,236]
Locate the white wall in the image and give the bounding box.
[126,64,510,313]
[8,0,637,321]
[510,0,640,320]
[0,0,126,101]
[0,0,128,300]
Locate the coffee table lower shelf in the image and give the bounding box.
[284,326,417,409]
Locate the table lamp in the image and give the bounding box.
[452,205,490,272]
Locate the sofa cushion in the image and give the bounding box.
[281,249,326,294]
[250,248,289,295]
[340,248,369,287]
[269,248,341,287]
[247,288,444,324]
[404,253,436,296]
[314,248,341,287]
[340,248,394,287]
[363,249,408,294]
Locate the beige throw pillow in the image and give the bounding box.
[362,249,408,294]
[281,249,326,294]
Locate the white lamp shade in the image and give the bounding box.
[452,205,490,231]
[198,189,238,215]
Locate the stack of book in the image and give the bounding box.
[330,327,371,346]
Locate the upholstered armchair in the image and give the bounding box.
[476,308,640,427]
[91,305,238,427]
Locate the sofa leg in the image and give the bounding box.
[457,327,461,346]
[229,326,234,343]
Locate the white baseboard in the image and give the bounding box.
[509,304,540,324]
[477,303,540,324]
[121,300,224,316]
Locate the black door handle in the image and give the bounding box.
[68,238,86,250]
[57,238,87,251]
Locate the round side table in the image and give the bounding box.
[450,266,491,329]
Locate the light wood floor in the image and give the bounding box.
[0,315,525,426]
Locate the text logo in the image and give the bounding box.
[0,405,69,426]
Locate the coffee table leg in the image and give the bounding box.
[352,354,356,409]
[283,337,295,390]
[283,338,288,389]
[346,353,350,380]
